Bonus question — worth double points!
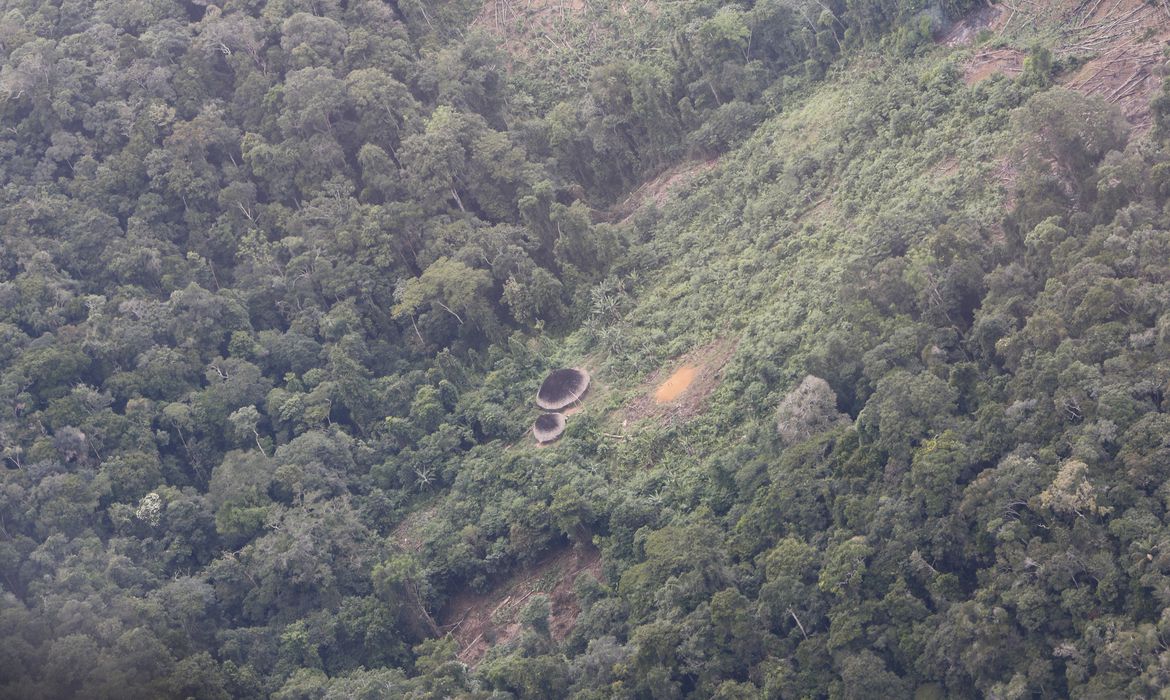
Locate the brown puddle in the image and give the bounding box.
[655,366,697,403]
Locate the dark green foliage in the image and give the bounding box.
[4,0,1167,697]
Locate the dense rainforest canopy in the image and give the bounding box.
[5,0,1170,697]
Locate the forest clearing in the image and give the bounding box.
[655,366,697,403]
[440,545,602,666]
[623,337,738,426]
[956,0,1170,128]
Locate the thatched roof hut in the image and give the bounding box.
[533,412,567,443]
[536,368,590,410]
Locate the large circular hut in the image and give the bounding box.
[536,368,590,411]
[533,412,567,444]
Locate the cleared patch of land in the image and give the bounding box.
[608,158,720,224]
[473,0,588,59]
[472,0,654,72]
[1061,1,1169,131]
[942,2,1003,46]
[654,365,697,403]
[963,47,1025,85]
[439,544,602,666]
[389,502,439,552]
[625,337,738,425]
[955,0,1170,129]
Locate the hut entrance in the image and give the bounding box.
[655,366,697,403]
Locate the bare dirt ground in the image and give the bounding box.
[942,2,1004,46]
[953,0,1170,130]
[654,365,698,403]
[610,158,720,224]
[624,337,738,426]
[944,0,1169,217]
[1060,0,1170,130]
[963,47,1026,85]
[439,544,602,666]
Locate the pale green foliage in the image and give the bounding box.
[1038,460,1112,518]
[775,375,849,445]
[393,257,491,327]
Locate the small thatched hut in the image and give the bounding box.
[536,368,590,410]
[533,412,567,443]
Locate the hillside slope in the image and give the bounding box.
[415,16,1170,700]
[5,0,1170,698]
[390,22,1170,699]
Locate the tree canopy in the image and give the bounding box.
[13,0,1170,697]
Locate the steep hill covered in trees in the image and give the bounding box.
[5,0,1170,697]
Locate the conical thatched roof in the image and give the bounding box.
[533,412,567,443]
[536,368,590,410]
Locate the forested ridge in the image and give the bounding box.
[5,0,1170,697]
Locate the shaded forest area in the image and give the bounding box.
[9,0,1170,697]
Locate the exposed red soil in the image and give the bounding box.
[624,336,738,426]
[438,544,602,666]
[963,47,1026,85]
[655,365,697,403]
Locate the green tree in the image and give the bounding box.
[392,257,496,346]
